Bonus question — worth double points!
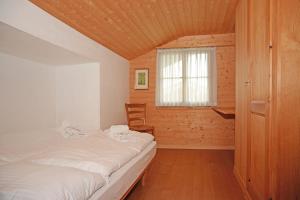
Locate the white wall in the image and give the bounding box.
[0,53,56,133]
[56,63,100,130]
[0,52,101,133]
[0,22,93,66]
[100,64,129,129]
[0,0,129,129]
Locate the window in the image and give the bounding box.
[156,47,217,106]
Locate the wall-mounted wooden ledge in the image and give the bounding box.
[212,107,235,119]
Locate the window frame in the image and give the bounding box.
[155,47,217,107]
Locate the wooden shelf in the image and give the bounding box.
[212,107,235,119]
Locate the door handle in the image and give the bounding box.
[244,81,251,86]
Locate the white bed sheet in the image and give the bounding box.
[89,141,157,200]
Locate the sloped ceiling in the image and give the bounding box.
[30,0,239,59]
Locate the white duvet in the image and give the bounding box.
[0,161,105,200]
[30,132,154,181]
[31,134,138,180]
[0,130,155,199]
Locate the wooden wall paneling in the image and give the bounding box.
[160,34,235,49]
[129,34,236,149]
[30,0,239,59]
[272,0,300,199]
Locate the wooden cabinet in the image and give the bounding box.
[235,0,300,199]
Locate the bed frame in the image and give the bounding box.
[120,158,153,200]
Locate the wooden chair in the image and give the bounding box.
[125,103,154,136]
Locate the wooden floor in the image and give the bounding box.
[126,149,244,200]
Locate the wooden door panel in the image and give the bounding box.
[248,0,270,199]
[249,113,267,200]
[249,0,270,101]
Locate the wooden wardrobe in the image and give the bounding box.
[234,0,300,199]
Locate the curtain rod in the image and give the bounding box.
[156,44,234,49]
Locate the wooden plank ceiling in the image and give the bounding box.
[30,0,239,59]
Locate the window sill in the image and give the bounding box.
[155,106,214,110]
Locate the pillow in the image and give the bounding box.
[0,129,63,162]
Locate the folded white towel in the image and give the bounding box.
[104,125,131,142]
[57,121,86,138]
[104,129,154,152]
[110,125,129,134]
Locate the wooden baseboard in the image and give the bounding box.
[233,167,252,200]
[157,144,235,150]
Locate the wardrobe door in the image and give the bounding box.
[234,0,249,188]
[247,0,271,199]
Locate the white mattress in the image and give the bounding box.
[89,141,157,200]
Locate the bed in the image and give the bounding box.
[0,129,156,200]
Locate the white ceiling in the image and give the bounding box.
[0,22,94,66]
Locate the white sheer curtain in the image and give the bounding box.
[156,47,217,106]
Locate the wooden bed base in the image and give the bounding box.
[120,158,153,200]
